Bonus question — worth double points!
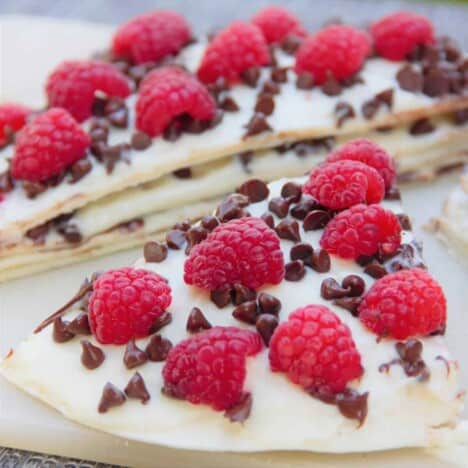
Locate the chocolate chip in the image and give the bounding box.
[396,65,423,92]
[454,109,468,125]
[124,372,150,404]
[131,131,152,150]
[216,193,250,222]
[362,98,380,120]
[53,317,75,343]
[281,182,302,202]
[144,241,168,263]
[309,249,331,273]
[333,296,362,316]
[397,213,412,231]
[275,219,301,242]
[98,382,126,413]
[296,72,314,89]
[149,311,172,334]
[238,151,253,173]
[262,80,280,95]
[219,96,239,112]
[224,392,252,423]
[163,121,182,141]
[385,186,401,200]
[81,340,105,370]
[238,178,269,202]
[23,180,47,199]
[231,283,257,305]
[285,259,306,281]
[108,107,128,128]
[423,68,450,97]
[26,223,50,245]
[0,171,14,193]
[145,334,173,362]
[57,223,82,244]
[335,389,368,426]
[290,196,322,220]
[255,94,275,116]
[256,314,279,346]
[172,167,192,179]
[439,36,461,62]
[268,197,290,218]
[66,313,91,335]
[210,288,231,308]
[69,158,92,183]
[334,101,355,128]
[261,212,275,229]
[257,293,281,317]
[290,242,313,262]
[281,34,302,54]
[243,113,272,138]
[123,339,148,369]
[303,210,331,231]
[232,301,258,324]
[173,220,191,231]
[166,229,186,250]
[364,261,387,279]
[409,118,435,135]
[186,307,212,333]
[376,88,394,109]
[321,277,350,299]
[101,143,129,174]
[185,226,208,254]
[321,72,342,96]
[271,66,288,83]
[241,67,260,87]
[201,215,219,231]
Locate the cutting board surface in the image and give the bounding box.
[0,15,467,468]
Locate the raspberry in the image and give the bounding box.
[295,25,371,84]
[184,217,284,291]
[88,267,172,345]
[46,60,131,122]
[320,204,401,259]
[303,161,385,210]
[269,305,363,395]
[252,6,307,44]
[136,66,216,137]
[371,11,435,61]
[326,139,396,189]
[359,268,446,339]
[0,103,31,147]
[197,21,270,84]
[11,108,90,182]
[111,11,191,65]
[162,327,262,410]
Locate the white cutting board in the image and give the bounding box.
[0,15,467,468]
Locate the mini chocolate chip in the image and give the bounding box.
[26,223,50,245]
[131,131,152,150]
[238,151,253,173]
[256,314,279,346]
[173,220,191,231]
[423,68,450,97]
[281,34,302,54]
[123,339,148,369]
[149,311,172,334]
[201,215,219,231]
[232,301,258,324]
[216,193,250,222]
[362,98,380,120]
[271,67,288,83]
[290,197,322,220]
[334,101,355,128]
[124,372,150,404]
[108,108,128,128]
[376,88,394,108]
[385,186,401,200]
[310,249,331,273]
[89,126,108,143]
[275,219,301,242]
[364,261,387,279]
[144,241,168,263]
[303,210,331,231]
[241,67,260,87]
[396,65,423,92]
[321,277,350,299]
[333,296,362,316]
[209,109,224,129]
[255,94,275,116]
[98,382,126,413]
[296,72,314,89]
[163,121,182,141]
[261,212,275,228]
[262,80,280,95]
[281,182,302,202]
[257,292,281,316]
[210,288,231,308]
[0,171,14,193]
[66,313,91,335]
[269,45,278,67]
[335,390,368,426]
[224,392,252,423]
[268,197,290,218]
[341,275,365,297]
[219,96,239,112]
[321,72,342,96]
[53,317,75,343]
[231,283,257,305]
[409,118,435,135]
[166,229,186,249]
[81,340,105,370]
[23,180,47,199]
[69,158,92,184]
[397,213,412,230]
[57,223,82,244]
[243,113,272,138]
[186,307,212,333]
[145,334,173,362]
[238,178,269,202]
[172,167,192,179]
[185,226,208,254]
[290,242,313,262]
[285,260,306,281]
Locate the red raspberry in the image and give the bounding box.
[303,161,385,210]
[359,268,446,339]
[269,305,363,395]
[295,25,371,84]
[162,327,262,410]
[197,21,270,84]
[111,11,191,65]
[0,103,31,147]
[252,6,307,44]
[320,204,401,259]
[184,217,284,291]
[11,108,90,182]
[136,66,216,137]
[371,11,435,61]
[326,139,396,189]
[88,267,172,345]
[46,60,131,122]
